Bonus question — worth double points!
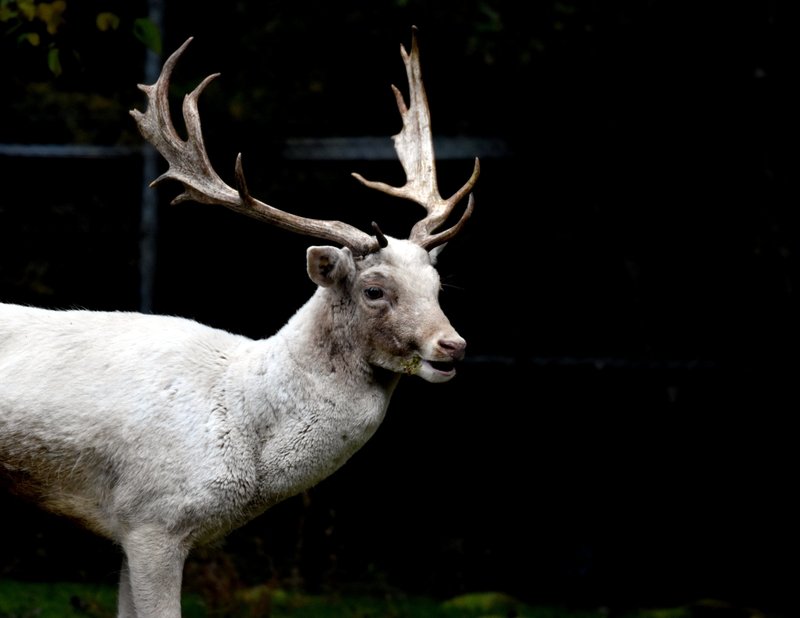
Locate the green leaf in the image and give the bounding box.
[133,17,161,54]
[18,31,40,46]
[47,46,62,75]
[17,0,36,21]
[96,11,120,31]
[0,3,18,23]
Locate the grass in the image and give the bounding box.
[0,579,770,618]
[0,579,114,617]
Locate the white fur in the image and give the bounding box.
[0,237,465,617]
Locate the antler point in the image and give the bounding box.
[351,172,368,186]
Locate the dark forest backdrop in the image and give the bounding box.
[1,1,798,614]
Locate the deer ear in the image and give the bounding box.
[307,246,355,287]
[428,243,447,265]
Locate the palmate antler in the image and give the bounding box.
[130,28,478,255]
[130,37,380,256]
[353,26,480,250]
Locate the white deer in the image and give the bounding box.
[0,27,479,617]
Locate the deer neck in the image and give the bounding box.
[235,287,399,506]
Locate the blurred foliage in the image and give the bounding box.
[0,0,160,76]
[1,0,159,144]
[0,0,597,145]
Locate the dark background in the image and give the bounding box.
[1,1,798,614]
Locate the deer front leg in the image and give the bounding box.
[117,556,136,618]
[120,525,189,618]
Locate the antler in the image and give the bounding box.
[130,37,380,256]
[351,26,480,251]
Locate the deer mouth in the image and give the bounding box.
[427,359,455,374]
[421,359,458,382]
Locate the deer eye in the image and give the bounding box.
[363,286,384,301]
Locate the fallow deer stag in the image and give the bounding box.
[0,27,479,617]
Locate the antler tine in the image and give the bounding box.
[351,26,480,250]
[131,37,379,256]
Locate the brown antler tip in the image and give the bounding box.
[234,153,250,199]
[177,36,194,53]
[371,221,388,248]
[410,25,420,49]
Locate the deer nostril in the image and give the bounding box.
[439,338,466,361]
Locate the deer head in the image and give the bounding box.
[130,27,479,382]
